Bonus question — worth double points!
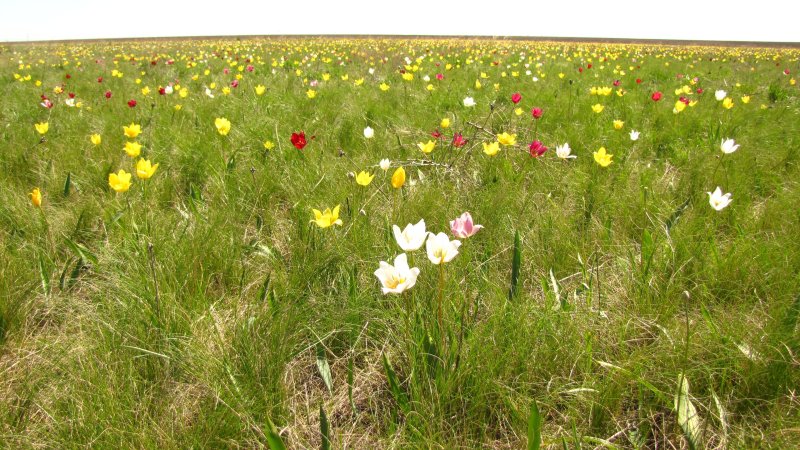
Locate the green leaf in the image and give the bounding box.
[63,171,71,197]
[258,273,272,304]
[675,373,702,450]
[528,400,542,450]
[509,230,522,300]
[63,236,98,264]
[316,344,333,394]
[320,404,331,450]
[641,229,655,278]
[38,254,51,295]
[665,198,691,233]
[382,353,409,414]
[265,417,287,450]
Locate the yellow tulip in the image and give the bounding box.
[391,167,406,189]
[109,170,132,192]
[215,117,231,136]
[123,123,141,138]
[497,132,517,146]
[417,140,436,154]
[255,85,266,95]
[90,134,102,145]
[310,205,343,228]
[593,147,613,167]
[355,171,375,186]
[440,118,450,128]
[135,158,159,179]
[34,122,49,135]
[613,120,624,130]
[722,98,734,109]
[483,141,500,156]
[592,104,604,113]
[29,188,42,207]
[124,141,142,158]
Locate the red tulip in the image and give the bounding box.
[452,133,467,148]
[436,73,443,80]
[529,140,548,157]
[651,91,662,101]
[97,77,103,83]
[636,78,642,84]
[105,90,112,99]
[231,79,239,88]
[511,92,522,104]
[127,99,137,108]
[290,131,307,150]
[68,92,76,99]
[531,107,543,119]
[431,129,442,139]
[158,87,166,95]
[613,80,620,87]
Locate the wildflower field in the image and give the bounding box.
[1,38,799,448]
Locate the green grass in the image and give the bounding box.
[1,37,799,448]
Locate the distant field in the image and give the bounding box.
[1,38,799,449]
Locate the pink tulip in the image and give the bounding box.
[450,212,483,238]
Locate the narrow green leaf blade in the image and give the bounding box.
[316,344,333,394]
[675,373,702,450]
[320,404,331,450]
[509,230,522,300]
[528,400,542,450]
[265,417,287,450]
[63,171,71,197]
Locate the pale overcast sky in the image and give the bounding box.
[1,0,798,43]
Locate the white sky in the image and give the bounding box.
[1,0,799,43]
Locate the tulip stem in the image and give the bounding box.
[147,242,161,322]
[438,262,445,350]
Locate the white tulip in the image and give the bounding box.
[463,96,476,107]
[715,89,727,101]
[393,219,428,252]
[708,187,732,211]
[555,143,577,159]
[425,232,461,265]
[364,126,374,139]
[720,138,739,154]
[629,130,640,141]
[374,253,420,295]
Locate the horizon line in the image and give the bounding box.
[3,34,799,48]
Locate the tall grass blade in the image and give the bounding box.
[316,344,333,394]
[675,373,702,450]
[509,230,522,300]
[266,417,287,450]
[528,400,542,450]
[319,404,331,450]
